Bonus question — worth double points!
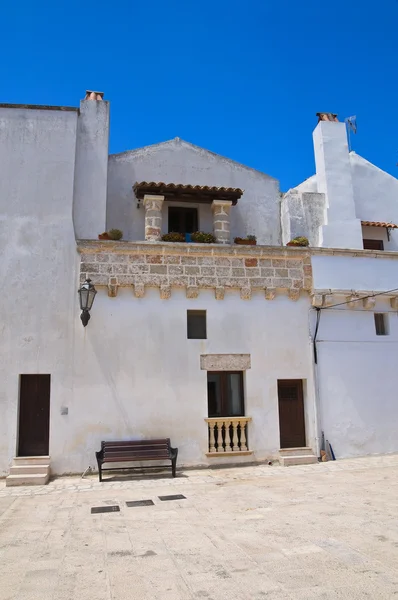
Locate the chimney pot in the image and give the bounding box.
[85,90,104,101]
[316,112,338,123]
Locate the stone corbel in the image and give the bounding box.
[186,286,199,299]
[134,283,145,298]
[107,277,118,297]
[215,287,225,300]
[312,294,324,307]
[160,285,171,300]
[288,289,300,301]
[390,296,398,310]
[363,296,376,309]
[265,287,276,300]
[240,287,251,300]
[323,294,334,307]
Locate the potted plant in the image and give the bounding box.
[98,229,123,241]
[161,232,185,242]
[191,231,217,244]
[286,236,309,247]
[234,234,257,246]
[108,228,123,241]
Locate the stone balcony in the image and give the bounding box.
[77,240,313,301]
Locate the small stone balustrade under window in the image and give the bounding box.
[205,417,252,456]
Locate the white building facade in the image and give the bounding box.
[0,96,397,479]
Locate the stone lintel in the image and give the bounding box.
[200,354,251,371]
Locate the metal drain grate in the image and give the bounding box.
[126,500,154,507]
[91,505,120,514]
[158,494,186,501]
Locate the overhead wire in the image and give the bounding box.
[311,286,398,363]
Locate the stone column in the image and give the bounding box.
[212,200,233,244]
[143,195,164,241]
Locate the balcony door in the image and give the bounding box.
[168,206,198,234]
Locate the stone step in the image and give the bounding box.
[279,447,314,457]
[6,473,50,487]
[279,454,318,467]
[12,456,50,466]
[9,464,49,476]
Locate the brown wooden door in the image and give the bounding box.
[277,380,306,448]
[18,375,50,456]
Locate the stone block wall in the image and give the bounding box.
[78,241,312,300]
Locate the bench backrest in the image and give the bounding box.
[101,439,171,460]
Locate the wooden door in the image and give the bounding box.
[277,380,306,448]
[18,375,50,456]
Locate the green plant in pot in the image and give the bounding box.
[190,231,217,243]
[286,236,309,247]
[161,232,185,242]
[234,234,257,246]
[108,229,123,241]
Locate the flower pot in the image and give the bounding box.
[98,233,111,240]
[235,239,257,246]
[286,241,308,247]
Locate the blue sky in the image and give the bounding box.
[2,0,398,190]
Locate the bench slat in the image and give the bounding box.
[103,452,170,459]
[102,439,170,447]
[104,444,170,452]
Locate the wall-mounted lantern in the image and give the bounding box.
[78,278,97,327]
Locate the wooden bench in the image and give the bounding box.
[95,439,178,482]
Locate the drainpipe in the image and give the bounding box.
[310,307,323,458]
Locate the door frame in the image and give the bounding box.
[277,379,306,449]
[17,374,51,457]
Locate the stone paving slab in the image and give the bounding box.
[0,455,398,599]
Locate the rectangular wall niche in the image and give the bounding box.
[200,354,251,371]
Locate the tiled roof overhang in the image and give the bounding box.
[133,182,243,205]
[361,221,398,229]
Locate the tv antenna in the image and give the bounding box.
[345,116,357,151]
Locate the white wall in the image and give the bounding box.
[281,190,325,247]
[312,253,398,292]
[351,152,398,251]
[313,299,398,457]
[50,289,317,474]
[106,138,280,245]
[0,106,79,475]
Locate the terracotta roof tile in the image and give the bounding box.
[133,182,243,204]
[85,90,104,101]
[134,182,243,194]
[361,221,398,229]
[316,112,339,123]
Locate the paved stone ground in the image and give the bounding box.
[1,455,398,599]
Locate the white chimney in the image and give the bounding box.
[73,90,110,239]
[313,113,362,249]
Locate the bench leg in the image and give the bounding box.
[172,458,177,478]
[99,465,102,482]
